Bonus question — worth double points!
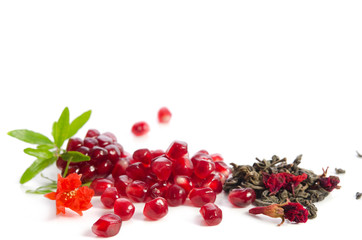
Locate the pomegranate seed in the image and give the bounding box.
[193,159,215,179]
[126,180,148,202]
[151,157,173,181]
[199,203,222,226]
[112,158,130,179]
[76,146,90,156]
[101,187,120,208]
[125,162,149,181]
[228,188,256,207]
[151,149,165,159]
[131,121,150,136]
[114,198,135,221]
[133,148,153,167]
[149,182,169,199]
[191,152,213,166]
[144,174,158,188]
[90,178,114,196]
[114,142,124,155]
[97,134,113,147]
[143,197,168,220]
[166,184,187,206]
[95,160,113,178]
[158,107,172,123]
[90,146,108,162]
[172,156,194,177]
[105,144,121,163]
[56,157,67,170]
[66,137,83,151]
[83,137,98,149]
[86,129,100,139]
[114,175,132,196]
[202,174,223,194]
[79,164,96,182]
[189,187,216,207]
[92,213,122,237]
[174,175,194,194]
[210,153,224,162]
[102,132,117,142]
[214,161,231,179]
[165,140,188,160]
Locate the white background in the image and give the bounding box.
[1,1,362,239]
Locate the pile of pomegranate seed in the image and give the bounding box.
[89,139,230,237]
[56,129,125,183]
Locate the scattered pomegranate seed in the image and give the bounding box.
[158,107,172,123]
[114,198,135,221]
[92,213,122,237]
[149,182,169,199]
[114,175,132,196]
[151,157,173,181]
[101,187,120,208]
[125,162,149,181]
[189,187,216,207]
[90,178,114,196]
[193,159,215,179]
[166,184,187,206]
[202,173,223,194]
[174,175,194,194]
[126,180,148,202]
[143,197,168,220]
[199,203,222,226]
[228,188,256,208]
[165,140,188,161]
[133,148,153,167]
[131,121,150,136]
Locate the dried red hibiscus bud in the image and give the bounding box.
[249,201,308,226]
[318,168,341,192]
[263,172,308,195]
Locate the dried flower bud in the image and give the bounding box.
[263,172,308,195]
[249,201,308,226]
[318,167,341,192]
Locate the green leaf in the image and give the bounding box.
[20,157,57,184]
[60,151,90,163]
[24,148,54,159]
[8,129,53,145]
[37,144,55,150]
[53,107,70,148]
[67,110,91,138]
[26,183,57,194]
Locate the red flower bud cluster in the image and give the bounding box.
[318,168,340,192]
[263,172,308,195]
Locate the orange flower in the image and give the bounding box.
[45,173,94,216]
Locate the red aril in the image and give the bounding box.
[112,158,130,179]
[165,140,188,161]
[149,182,169,199]
[189,187,216,207]
[92,213,122,237]
[90,178,114,196]
[202,174,223,194]
[105,144,121,163]
[193,159,215,179]
[97,134,114,147]
[66,137,83,151]
[86,129,100,139]
[210,153,224,162]
[151,157,173,181]
[131,121,150,136]
[228,188,256,207]
[174,175,194,194]
[101,187,120,208]
[214,161,231,179]
[133,148,153,167]
[199,203,222,226]
[172,156,193,177]
[165,184,187,206]
[114,175,132,196]
[158,107,172,123]
[125,162,149,181]
[143,197,168,220]
[126,180,148,202]
[114,198,135,221]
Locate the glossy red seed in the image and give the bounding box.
[210,153,224,162]
[174,175,194,194]
[151,149,165,159]
[95,159,113,178]
[149,182,169,199]
[151,157,173,181]
[228,188,256,208]
[83,137,98,149]
[189,187,216,207]
[114,175,132,196]
[76,146,90,156]
[143,197,168,220]
[133,148,153,167]
[114,198,135,221]
[172,156,194,177]
[131,121,150,136]
[158,107,172,123]
[199,203,222,226]
[97,134,113,147]
[66,137,83,151]
[125,162,149,181]
[102,132,117,142]
[92,213,122,237]
[105,144,121,163]
[101,187,120,208]
[165,140,188,161]
[90,146,108,162]
[80,164,96,183]
[112,158,130,179]
[86,129,100,139]
[126,180,148,202]
[214,161,231,179]
[202,174,223,194]
[194,159,215,179]
[90,178,114,196]
[166,184,187,206]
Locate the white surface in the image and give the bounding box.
[1,1,362,239]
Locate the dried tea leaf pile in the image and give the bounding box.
[223,155,340,219]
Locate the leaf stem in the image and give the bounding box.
[62,156,73,178]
